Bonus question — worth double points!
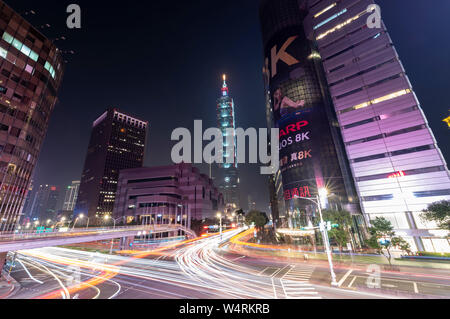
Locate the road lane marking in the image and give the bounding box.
[232,256,246,261]
[338,269,353,287]
[257,267,269,276]
[348,276,357,288]
[271,277,277,299]
[413,282,419,294]
[272,265,291,278]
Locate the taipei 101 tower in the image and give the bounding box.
[216,75,240,211]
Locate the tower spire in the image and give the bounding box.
[221,74,229,96]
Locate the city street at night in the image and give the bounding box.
[4,230,449,300]
[0,0,449,310]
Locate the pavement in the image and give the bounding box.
[2,229,449,299]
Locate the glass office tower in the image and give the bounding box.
[0,1,65,231]
[216,75,240,208]
[260,0,450,252]
[74,108,148,224]
[303,0,450,252]
[260,0,362,241]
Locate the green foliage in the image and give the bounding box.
[417,251,450,258]
[245,210,269,229]
[322,209,352,227]
[235,209,245,216]
[322,209,352,251]
[421,200,450,231]
[365,217,412,264]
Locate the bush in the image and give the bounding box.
[417,251,450,258]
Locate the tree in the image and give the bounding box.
[322,209,352,252]
[421,200,450,231]
[245,210,269,231]
[366,217,411,266]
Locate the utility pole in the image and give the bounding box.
[316,194,338,286]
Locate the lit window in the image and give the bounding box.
[314,9,347,30]
[25,64,33,74]
[316,11,366,40]
[2,32,13,44]
[20,45,31,56]
[0,47,6,59]
[29,50,38,61]
[340,89,411,114]
[314,3,337,18]
[12,39,22,51]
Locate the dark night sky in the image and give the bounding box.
[8,0,450,212]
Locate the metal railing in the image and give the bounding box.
[0,224,186,243]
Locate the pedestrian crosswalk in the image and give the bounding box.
[282,265,315,282]
[280,265,321,299]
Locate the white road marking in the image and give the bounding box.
[232,256,246,261]
[348,276,357,288]
[413,282,419,294]
[338,269,353,287]
[271,277,277,299]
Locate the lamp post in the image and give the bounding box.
[104,215,121,254]
[72,214,88,231]
[216,212,223,241]
[293,188,338,286]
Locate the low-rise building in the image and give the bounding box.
[113,163,224,228]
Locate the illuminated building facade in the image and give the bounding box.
[260,0,450,252]
[0,1,64,231]
[216,75,240,208]
[260,0,363,243]
[74,108,148,223]
[29,185,59,222]
[113,163,224,227]
[61,180,80,218]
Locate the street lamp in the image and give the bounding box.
[72,214,87,230]
[104,215,121,254]
[293,187,338,286]
[216,212,223,241]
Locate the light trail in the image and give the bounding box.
[16,259,44,285]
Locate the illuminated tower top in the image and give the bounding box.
[221,74,229,96]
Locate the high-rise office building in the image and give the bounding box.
[0,1,64,231]
[260,0,364,243]
[62,180,80,212]
[216,75,240,209]
[74,108,148,223]
[29,184,59,222]
[260,0,450,252]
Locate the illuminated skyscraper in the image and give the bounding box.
[62,180,80,212]
[0,1,65,231]
[29,185,59,222]
[260,0,450,252]
[216,75,239,208]
[74,108,148,223]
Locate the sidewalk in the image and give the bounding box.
[228,242,450,271]
[0,271,20,299]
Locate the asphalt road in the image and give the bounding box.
[4,229,450,299]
